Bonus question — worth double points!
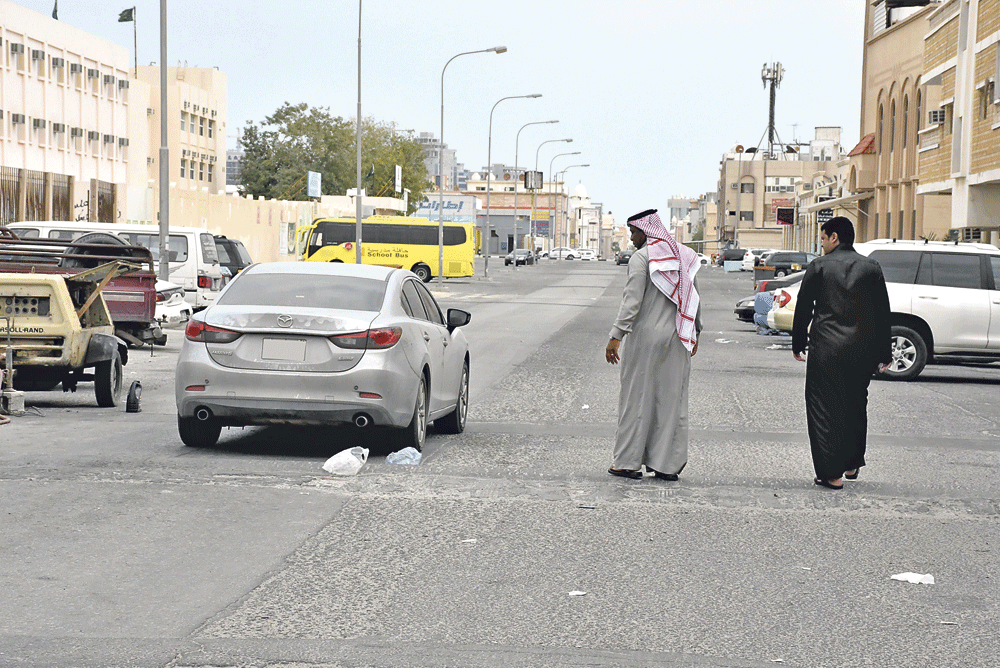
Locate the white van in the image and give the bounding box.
[5,221,225,310]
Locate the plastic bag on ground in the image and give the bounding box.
[322,447,369,475]
[890,572,935,585]
[386,447,422,465]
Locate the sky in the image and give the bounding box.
[15,0,866,220]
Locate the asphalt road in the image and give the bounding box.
[1,257,998,668]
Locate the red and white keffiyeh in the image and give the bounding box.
[628,210,701,351]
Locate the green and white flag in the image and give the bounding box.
[118,7,134,22]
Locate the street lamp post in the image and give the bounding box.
[511,120,558,270]
[532,139,572,246]
[483,93,542,279]
[547,152,581,259]
[557,164,589,253]
[355,0,363,264]
[438,46,507,285]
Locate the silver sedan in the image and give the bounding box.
[174,262,471,449]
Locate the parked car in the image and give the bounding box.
[766,284,799,332]
[742,248,774,271]
[717,248,745,266]
[697,253,711,266]
[762,251,818,277]
[767,239,1000,380]
[576,248,597,261]
[504,249,535,266]
[734,272,804,323]
[155,280,193,327]
[616,249,634,265]
[548,247,578,260]
[174,262,472,448]
[214,235,254,278]
[755,270,805,294]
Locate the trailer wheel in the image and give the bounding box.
[94,348,123,407]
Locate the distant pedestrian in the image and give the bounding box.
[792,216,891,490]
[605,209,702,480]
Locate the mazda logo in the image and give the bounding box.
[277,315,293,328]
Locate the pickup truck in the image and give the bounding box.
[0,227,162,346]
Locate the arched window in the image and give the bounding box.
[890,101,896,152]
[916,91,922,132]
[902,96,909,149]
[878,104,884,154]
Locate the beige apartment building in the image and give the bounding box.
[917,0,1000,244]
[859,0,951,242]
[1,0,131,223]
[717,127,843,253]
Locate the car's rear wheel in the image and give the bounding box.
[177,414,222,447]
[436,360,469,434]
[566,254,575,260]
[397,376,428,450]
[881,325,928,381]
[94,348,123,407]
[412,264,432,282]
[774,269,788,277]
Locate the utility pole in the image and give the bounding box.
[761,62,784,157]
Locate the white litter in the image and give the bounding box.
[800,567,812,571]
[890,572,935,585]
[767,343,792,350]
[940,621,959,626]
[321,447,369,476]
[385,447,422,465]
[715,338,734,344]
[568,591,587,596]
[581,404,590,410]
[461,539,477,544]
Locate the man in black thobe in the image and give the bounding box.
[792,217,892,490]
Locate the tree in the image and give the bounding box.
[238,103,430,214]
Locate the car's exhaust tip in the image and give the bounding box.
[353,413,371,428]
[195,407,213,421]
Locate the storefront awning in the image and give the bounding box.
[800,191,873,214]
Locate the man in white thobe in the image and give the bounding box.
[605,209,702,480]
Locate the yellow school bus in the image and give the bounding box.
[297,216,475,282]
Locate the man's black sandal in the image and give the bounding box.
[844,469,859,480]
[608,467,643,479]
[814,478,844,490]
[647,468,679,481]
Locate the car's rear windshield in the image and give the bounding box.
[216,273,387,311]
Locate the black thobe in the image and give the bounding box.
[792,245,891,480]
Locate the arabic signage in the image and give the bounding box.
[817,195,836,224]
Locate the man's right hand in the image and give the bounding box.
[606,338,620,365]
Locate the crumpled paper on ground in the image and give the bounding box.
[891,572,935,585]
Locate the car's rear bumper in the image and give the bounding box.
[175,343,418,428]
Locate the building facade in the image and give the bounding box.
[917,0,1000,244]
[1,0,131,223]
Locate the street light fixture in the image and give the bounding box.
[556,164,590,254]
[511,120,558,270]
[547,151,581,257]
[531,138,572,243]
[483,93,542,279]
[437,46,507,284]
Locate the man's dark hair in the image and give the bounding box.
[821,216,855,247]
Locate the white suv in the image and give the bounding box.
[855,239,1000,380]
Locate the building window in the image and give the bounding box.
[208,119,214,139]
[890,100,896,152]
[180,158,186,178]
[980,82,994,120]
[739,211,754,222]
[740,182,754,193]
[189,161,195,179]
[878,104,884,153]
[181,112,187,132]
[902,96,908,149]
[916,91,922,132]
[199,117,205,136]
[208,164,214,183]
[886,211,892,238]
[199,162,205,181]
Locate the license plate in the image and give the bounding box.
[262,338,306,361]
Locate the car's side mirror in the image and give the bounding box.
[447,308,471,332]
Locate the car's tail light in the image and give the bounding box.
[757,280,770,293]
[776,290,791,308]
[330,327,402,350]
[156,293,166,302]
[185,320,242,343]
[197,275,212,288]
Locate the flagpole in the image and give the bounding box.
[133,7,137,77]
